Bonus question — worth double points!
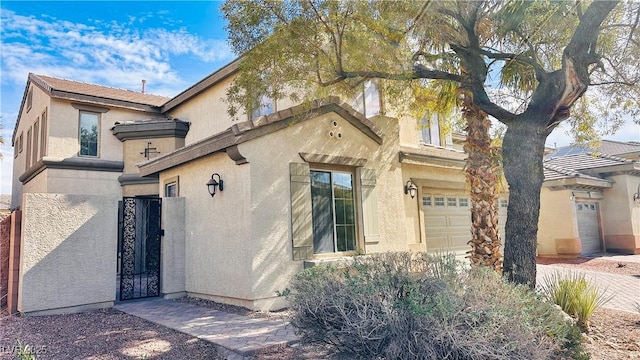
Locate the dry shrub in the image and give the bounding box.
[287,252,587,360]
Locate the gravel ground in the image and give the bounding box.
[2,257,638,359]
[0,308,223,359]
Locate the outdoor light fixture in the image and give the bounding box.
[206,173,224,197]
[570,192,575,201]
[404,180,418,199]
[634,184,640,204]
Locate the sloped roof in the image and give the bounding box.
[542,150,638,189]
[13,73,172,144]
[31,74,170,107]
[547,140,640,158]
[543,163,607,182]
[138,97,382,176]
[544,152,632,171]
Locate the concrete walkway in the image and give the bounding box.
[115,298,299,360]
[115,255,639,360]
[536,257,640,313]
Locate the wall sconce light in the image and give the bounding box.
[633,184,640,204]
[404,180,418,199]
[570,192,575,201]
[206,173,224,197]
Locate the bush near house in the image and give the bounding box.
[287,252,587,360]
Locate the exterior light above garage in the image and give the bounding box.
[404,180,418,199]
[207,173,224,197]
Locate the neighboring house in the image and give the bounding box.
[6,58,505,315]
[538,140,640,257]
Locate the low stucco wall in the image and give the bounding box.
[161,197,186,297]
[18,193,118,314]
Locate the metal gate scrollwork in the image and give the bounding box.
[118,197,162,301]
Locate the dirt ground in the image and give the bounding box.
[1,257,638,359]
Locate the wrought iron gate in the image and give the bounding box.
[118,197,162,301]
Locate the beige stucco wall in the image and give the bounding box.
[166,76,237,145]
[18,193,118,314]
[538,188,580,256]
[238,112,405,309]
[602,175,640,253]
[122,137,184,174]
[159,152,253,304]
[161,197,186,297]
[46,168,122,197]
[11,84,52,208]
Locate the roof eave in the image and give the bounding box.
[161,57,242,113]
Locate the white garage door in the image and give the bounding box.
[576,202,602,254]
[423,192,507,258]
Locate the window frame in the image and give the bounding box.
[78,111,100,157]
[249,94,275,120]
[164,176,179,197]
[309,165,359,257]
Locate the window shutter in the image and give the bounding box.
[290,162,313,260]
[361,168,380,243]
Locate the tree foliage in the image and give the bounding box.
[222,0,640,285]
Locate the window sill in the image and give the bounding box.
[303,256,356,269]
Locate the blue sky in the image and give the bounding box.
[0,1,638,195]
[0,1,234,194]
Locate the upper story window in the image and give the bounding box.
[249,94,274,120]
[79,111,99,157]
[420,112,453,148]
[352,80,381,118]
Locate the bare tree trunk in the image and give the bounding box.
[462,94,502,272]
[501,119,547,287]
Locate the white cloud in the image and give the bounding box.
[0,8,235,195]
[0,9,232,93]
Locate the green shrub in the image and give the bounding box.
[288,252,587,359]
[540,271,613,330]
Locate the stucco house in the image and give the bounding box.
[5,58,506,315]
[538,140,640,257]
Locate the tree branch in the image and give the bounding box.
[479,49,546,80]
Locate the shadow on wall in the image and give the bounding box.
[19,193,118,314]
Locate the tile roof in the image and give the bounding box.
[542,163,605,182]
[544,153,631,171]
[598,140,640,155]
[31,74,170,107]
[547,139,640,158]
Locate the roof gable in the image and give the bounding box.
[138,97,383,176]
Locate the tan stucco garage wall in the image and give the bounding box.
[538,188,580,256]
[239,113,405,309]
[159,152,253,305]
[18,193,119,315]
[602,175,640,253]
